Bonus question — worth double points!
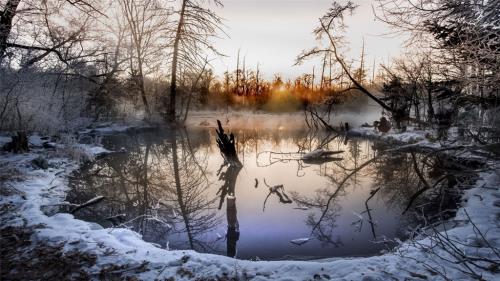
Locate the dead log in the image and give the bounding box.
[2,132,29,153]
[301,149,344,160]
[70,196,105,214]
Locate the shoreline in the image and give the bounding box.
[1,124,499,280]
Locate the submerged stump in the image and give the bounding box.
[215,120,242,167]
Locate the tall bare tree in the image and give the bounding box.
[0,0,21,61]
[119,0,169,117]
[165,0,224,123]
[296,1,394,114]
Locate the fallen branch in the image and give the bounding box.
[262,179,293,212]
[70,196,105,214]
[365,187,381,238]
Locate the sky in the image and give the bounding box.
[210,0,406,81]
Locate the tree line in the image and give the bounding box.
[297,0,499,138]
[0,0,222,133]
[1,0,498,138]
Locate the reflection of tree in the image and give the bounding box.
[216,163,242,257]
[67,129,219,252]
[293,155,378,246]
[215,120,243,258]
[293,141,464,246]
[295,188,343,247]
[216,163,242,209]
[166,132,219,250]
[373,148,462,222]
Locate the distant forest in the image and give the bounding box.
[0,0,498,136]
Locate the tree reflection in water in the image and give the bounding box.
[214,120,243,257]
[216,162,242,257]
[63,127,471,259]
[67,129,220,252]
[292,137,465,247]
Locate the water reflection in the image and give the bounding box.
[67,129,219,251]
[216,162,243,257]
[63,126,466,260]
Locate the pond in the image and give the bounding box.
[62,119,464,260]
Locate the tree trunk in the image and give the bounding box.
[320,21,393,113]
[183,59,208,122]
[0,0,21,61]
[137,62,151,117]
[427,84,434,122]
[2,131,28,153]
[166,0,187,123]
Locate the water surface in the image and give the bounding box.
[65,122,459,260]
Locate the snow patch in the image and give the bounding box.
[1,129,499,280]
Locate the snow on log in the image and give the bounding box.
[290,237,311,245]
[301,149,344,160]
[70,196,106,214]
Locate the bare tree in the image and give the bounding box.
[165,0,224,123]
[296,1,394,114]
[0,0,21,61]
[0,0,112,131]
[119,0,169,117]
[375,0,500,98]
[1,0,104,65]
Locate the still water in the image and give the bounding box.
[65,122,459,260]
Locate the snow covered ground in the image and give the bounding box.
[1,127,499,280]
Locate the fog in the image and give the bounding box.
[186,97,383,131]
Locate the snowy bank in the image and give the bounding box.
[1,130,499,280]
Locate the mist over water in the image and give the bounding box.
[187,96,383,131]
[62,113,458,260]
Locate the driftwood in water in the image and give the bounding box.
[262,178,293,211]
[215,119,242,167]
[226,196,239,257]
[301,148,344,165]
[290,237,311,246]
[70,196,105,214]
[301,149,344,160]
[364,187,380,239]
[214,120,243,258]
[3,132,29,153]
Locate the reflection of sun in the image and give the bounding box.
[278,85,286,92]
